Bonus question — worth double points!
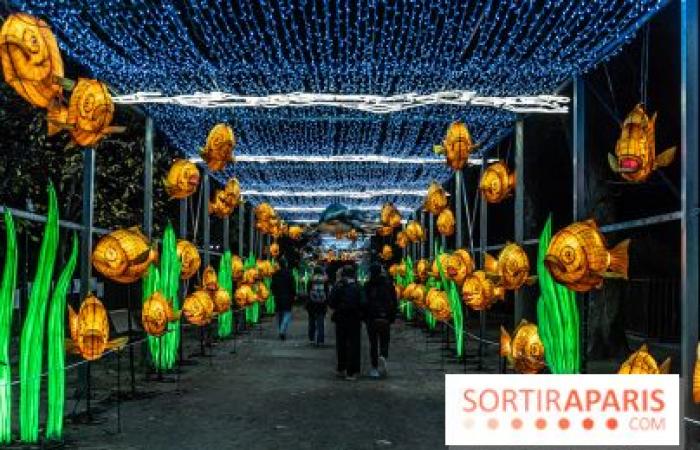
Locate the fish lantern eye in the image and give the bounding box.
[22,30,40,53]
[560,246,576,265]
[490,179,499,192]
[83,93,95,113]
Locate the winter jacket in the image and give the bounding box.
[328,277,363,323]
[271,268,296,311]
[363,274,398,323]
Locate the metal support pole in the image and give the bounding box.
[455,171,463,249]
[80,148,95,415]
[420,211,427,259]
[238,204,244,256]
[681,0,700,431]
[223,217,230,251]
[178,199,188,366]
[202,172,210,267]
[573,76,588,374]
[479,156,488,371]
[429,213,434,258]
[143,117,153,240]
[513,119,525,326]
[248,207,254,257]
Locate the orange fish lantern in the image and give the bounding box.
[545,219,630,292]
[257,260,274,278]
[182,290,215,326]
[500,320,545,374]
[388,262,406,278]
[436,209,455,236]
[268,242,280,258]
[142,291,179,337]
[396,231,409,249]
[223,177,241,207]
[92,227,157,283]
[200,123,234,171]
[484,243,536,290]
[479,161,515,203]
[209,189,234,218]
[430,253,451,279]
[234,285,256,307]
[242,267,259,285]
[164,159,200,199]
[377,226,393,237]
[405,221,424,242]
[462,271,505,311]
[255,202,276,222]
[415,259,429,282]
[380,203,401,228]
[403,283,427,309]
[423,182,448,215]
[609,104,676,183]
[435,122,477,170]
[212,288,232,314]
[618,344,670,374]
[255,281,270,303]
[287,225,303,240]
[176,239,200,280]
[694,344,700,403]
[68,294,127,361]
[231,255,244,281]
[444,249,474,285]
[0,13,64,109]
[426,288,451,322]
[201,265,218,292]
[379,244,393,261]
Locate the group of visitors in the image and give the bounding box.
[270,257,398,381]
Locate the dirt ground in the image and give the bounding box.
[60,307,479,450]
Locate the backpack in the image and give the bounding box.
[309,279,326,304]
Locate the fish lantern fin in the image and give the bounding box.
[64,339,79,354]
[68,304,79,342]
[432,144,445,155]
[55,76,75,91]
[607,239,630,279]
[659,357,671,374]
[493,286,506,300]
[694,343,700,403]
[525,275,538,286]
[654,146,677,168]
[105,125,127,134]
[639,343,649,354]
[106,336,129,351]
[499,326,511,357]
[484,253,499,274]
[508,171,516,193]
[608,153,621,173]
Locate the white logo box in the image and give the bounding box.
[445,374,680,447]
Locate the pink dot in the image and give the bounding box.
[487,418,499,429]
[606,418,618,430]
[559,418,570,430]
[582,418,594,430]
[511,418,523,430]
[535,418,547,430]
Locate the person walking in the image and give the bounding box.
[328,264,362,380]
[271,258,296,340]
[363,263,398,378]
[307,266,328,345]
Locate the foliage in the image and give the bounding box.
[0,211,17,444]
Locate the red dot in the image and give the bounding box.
[511,418,523,430]
[582,418,594,430]
[487,418,499,429]
[606,418,618,430]
[558,418,570,430]
[535,418,547,430]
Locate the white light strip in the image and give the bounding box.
[189,155,498,165]
[243,189,426,198]
[113,90,570,114]
[275,205,415,213]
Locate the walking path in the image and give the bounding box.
[69,307,450,450]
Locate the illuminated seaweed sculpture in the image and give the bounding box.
[217,251,233,338]
[0,212,17,444]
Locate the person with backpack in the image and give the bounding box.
[328,264,363,380]
[307,265,328,345]
[363,263,398,378]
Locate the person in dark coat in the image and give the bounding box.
[271,258,296,340]
[328,264,362,380]
[306,265,329,345]
[363,263,398,378]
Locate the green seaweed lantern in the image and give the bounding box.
[0,211,17,444]
[435,245,464,358]
[536,216,580,374]
[217,251,233,338]
[396,256,414,320]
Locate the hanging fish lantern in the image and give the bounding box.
[608,104,676,183]
[200,123,234,172]
[618,344,671,374]
[231,255,244,281]
[379,244,393,261]
[176,239,200,280]
[92,227,157,283]
[423,182,448,215]
[388,262,406,278]
[0,13,64,109]
[182,290,215,326]
[67,294,127,361]
[242,267,259,285]
[209,189,234,218]
[287,225,303,240]
[434,122,477,170]
[257,260,274,278]
[479,161,515,204]
[430,253,451,279]
[484,243,536,290]
[500,320,545,374]
[436,209,455,236]
[201,265,218,292]
[396,231,409,249]
[380,203,401,228]
[462,271,505,311]
[234,285,256,307]
[415,259,429,283]
[426,288,451,322]
[255,202,276,222]
[255,281,270,303]
[59,78,123,147]
[545,219,630,292]
[377,226,393,237]
[444,249,474,285]
[142,291,179,337]
[212,288,232,314]
[405,221,424,242]
[223,177,241,208]
[403,283,427,309]
[163,159,200,199]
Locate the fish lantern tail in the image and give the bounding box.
[608,239,630,279]
[499,326,511,357]
[655,146,677,168]
[484,253,499,274]
[508,171,517,193]
[659,357,671,375]
[694,343,700,403]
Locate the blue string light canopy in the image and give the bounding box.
[10,0,667,221]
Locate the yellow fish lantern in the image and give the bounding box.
[415,259,429,283]
[380,203,401,228]
[484,243,536,290]
[223,177,241,208]
[444,249,474,285]
[430,253,450,279]
[379,244,394,261]
[545,219,630,292]
[201,265,218,292]
[231,255,244,281]
[212,288,232,314]
[609,104,676,183]
[92,227,157,283]
[396,231,409,249]
[209,189,234,218]
[618,344,671,374]
[63,78,122,147]
[423,182,448,215]
[462,271,505,311]
[377,226,393,237]
[436,122,476,170]
[182,290,215,326]
[403,283,427,309]
[234,285,256,308]
[242,267,259,285]
[388,262,406,278]
[479,161,515,204]
[176,239,200,280]
[142,291,179,337]
[255,281,270,303]
[287,225,303,240]
[200,123,234,172]
[694,343,700,403]
[68,294,127,361]
[405,221,424,242]
[164,159,200,199]
[257,260,274,278]
[268,242,280,258]
[426,289,451,322]
[436,209,455,236]
[0,13,64,108]
[255,202,275,222]
[500,320,545,374]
